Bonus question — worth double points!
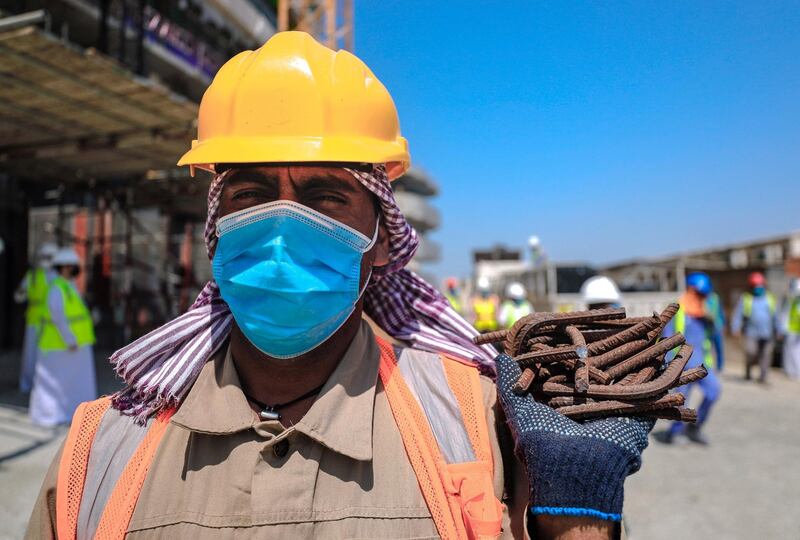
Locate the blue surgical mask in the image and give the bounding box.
[212,201,378,359]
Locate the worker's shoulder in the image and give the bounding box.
[68,398,151,442]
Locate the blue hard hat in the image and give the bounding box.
[686,272,712,296]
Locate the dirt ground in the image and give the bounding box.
[1,341,798,540]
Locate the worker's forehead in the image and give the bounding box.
[222,165,373,192]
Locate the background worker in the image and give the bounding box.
[14,242,57,392]
[443,276,463,315]
[29,248,97,426]
[28,33,653,540]
[658,272,722,445]
[780,278,800,380]
[471,275,499,333]
[498,281,533,328]
[580,275,622,310]
[732,271,777,382]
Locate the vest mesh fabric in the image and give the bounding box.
[375,337,464,540]
[57,397,112,540]
[93,408,175,540]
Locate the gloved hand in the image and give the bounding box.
[495,353,654,522]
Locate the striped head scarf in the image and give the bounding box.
[111,165,497,421]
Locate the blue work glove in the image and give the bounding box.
[495,353,654,522]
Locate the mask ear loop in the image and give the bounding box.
[358,215,381,297]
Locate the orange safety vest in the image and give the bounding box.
[56,337,503,540]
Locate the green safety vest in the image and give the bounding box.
[444,292,463,314]
[788,298,800,335]
[25,268,49,326]
[38,277,96,352]
[742,292,776,317]
[674,305,714,369]
[500,300,533,330]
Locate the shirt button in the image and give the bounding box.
[273,439,289,458]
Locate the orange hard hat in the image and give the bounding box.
[446,277,458,288]
[748,272,766,287]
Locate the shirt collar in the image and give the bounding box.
[171,319,380,462]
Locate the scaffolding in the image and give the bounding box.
[277,0,354,51]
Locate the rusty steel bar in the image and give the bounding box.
[675,365,708,386]
[581,328,624,343]
[559,393,685,420]
[645,303,680,341]
[587,317,660,356]
[588,338,651,369]
[527,335,555,347]
[604,334,685,380]
[642,407,698,423]
[532,344,694,400]
[473,329,507,346]
[548,395,593,408]
[512,368,536,395]
[516,346,581,365]
[617,361,661,386]
[505,308,626,356]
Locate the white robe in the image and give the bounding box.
[19,323,39,393]
[29,280,97,426]
[784,334,800,380]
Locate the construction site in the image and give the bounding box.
[1,2,798,539]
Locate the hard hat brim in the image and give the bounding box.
[178,135,410,180]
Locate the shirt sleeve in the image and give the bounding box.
[47,285,77,347]
[24,442,63,540]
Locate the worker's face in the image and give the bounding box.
[58,265,80,278]
[217,165,391,286]
[688,286,708,299]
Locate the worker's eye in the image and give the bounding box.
[231,188,273,201]
[308,193,347,205]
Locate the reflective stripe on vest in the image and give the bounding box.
[56,339,502,540]
[788,298,800,335]
[473,297,498,332]
[742,292,776,317]
[39,277,95,352]
[674,306,714,369]
[25,268,49,325]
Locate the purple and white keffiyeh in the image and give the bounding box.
[111,165,496,421]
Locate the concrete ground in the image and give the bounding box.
[1,343,798,539]
[625,342,800,540]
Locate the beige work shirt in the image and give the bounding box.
[27,320,529,539]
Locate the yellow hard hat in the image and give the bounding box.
[178,31,410,180]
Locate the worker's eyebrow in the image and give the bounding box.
[225,169,280,186]
[297,174,359,194]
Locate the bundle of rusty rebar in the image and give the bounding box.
[474,304,707,422]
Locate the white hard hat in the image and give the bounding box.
[38,242,58,258]
[476,276,491,291]
[52,248,80,267]
[581,276,621,305]
[506,282,526,300]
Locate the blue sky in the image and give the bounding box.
[355,1,800,279]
